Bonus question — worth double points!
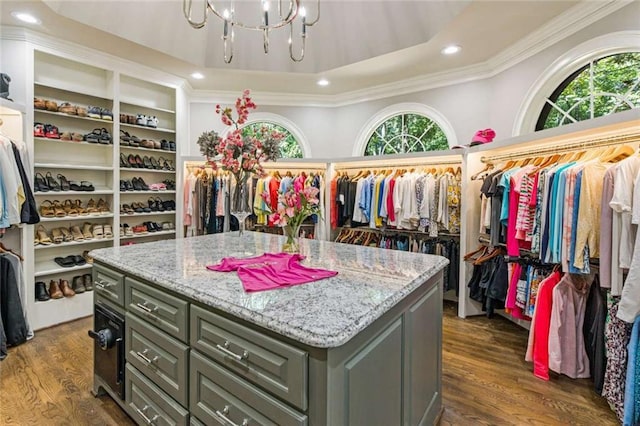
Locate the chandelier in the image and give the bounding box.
[183,0,320,63]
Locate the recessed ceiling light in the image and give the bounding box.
[441,45,461,55]
[317,78,330,87]
[11,11,41,25]
[191,72,205,79]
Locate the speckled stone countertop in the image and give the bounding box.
[90,232,448,348]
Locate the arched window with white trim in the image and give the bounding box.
[536,52,640,131]
[241,121,304,158]
[356,103,455,156]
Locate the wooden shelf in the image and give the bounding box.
[120,144,176,154]
[34,137,113,147]
[34,109,115,125]
[120,211,176,217]
[35,162,113,171]
[120,100,175,114]
[35,237,114,250]
[120,190,176,195]
[121,230,176,239]
[40,213,114,222]
[120,168,176,174]
[121,122,175,134]
[34,188,114,196]
[34,261,93,278]
[34,81,112,101]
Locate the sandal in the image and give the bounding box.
[122,204,134,214]
[82,250,94,264]
[92,224,104,239]
[86,199,99,215]
[54,256,76,267]
[63,199,78,216]
[59,227,73,242]
[39,200,55,218]
[51,228,64,244]
[123,223,133,236]
[58,102,77,115]
[99,128,112,144]
[103,224,113,238]
[69,181,82,191]
[60,131,72,141]
[155,197,165,211]
[71,132,84,142]
[80,181,95,192]
[34,172,49,192]
[82,223,93,240]
[70,225,85,241]
[57,174,71,191]
[52,200,67,217]
[120,153,129,168]
[36,225,52,245]
[119,130,131,146]
[46,172,61,191]
[75,199,88,216]
[96,198,110,214]
[150,156,160,169]
[84,128,102,143]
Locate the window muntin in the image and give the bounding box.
[364,113,449,156]
[241,122,303,158]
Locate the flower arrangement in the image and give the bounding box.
[197,90,284,233]
[197,90,283,179]
[261,185,321,252]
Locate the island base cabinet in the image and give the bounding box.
[190,351,308,426]
[125,364,189,426]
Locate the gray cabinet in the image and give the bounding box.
[93,260,443,426]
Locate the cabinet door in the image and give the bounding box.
[343,318,403,426]
[404,283,442,426]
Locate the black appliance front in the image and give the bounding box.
[88,303,125,399]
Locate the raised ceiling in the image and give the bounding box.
[1,1,583,95]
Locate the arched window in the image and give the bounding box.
[536,52,640,131]
[364,113,449,156]
[241,121,303,158]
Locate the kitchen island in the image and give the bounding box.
[90,232,448,426]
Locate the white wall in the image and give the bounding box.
[186,2,639,159]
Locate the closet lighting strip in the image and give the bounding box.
[480,132,640,163]
[334,160,462,171]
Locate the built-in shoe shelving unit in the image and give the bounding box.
[24,50,180,331]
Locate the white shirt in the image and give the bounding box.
[617,169,640,323]
[610,155,640,269]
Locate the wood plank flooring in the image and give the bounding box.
[0,303,619,425]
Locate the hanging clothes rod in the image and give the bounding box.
[334,160,462,172]
[480,132,640,163]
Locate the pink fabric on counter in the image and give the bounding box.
[207,252,338,292]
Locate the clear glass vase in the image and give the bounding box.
[281,223,301,253]
[230,172,252,236]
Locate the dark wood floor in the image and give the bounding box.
[0,303,618,425]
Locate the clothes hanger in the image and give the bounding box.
[463,245,489,261]
[602,144,635,163]
[0,242,23,261]
[474,246,506,265]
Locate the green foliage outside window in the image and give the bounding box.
[241,122,303,158]
[538,52,640,130]
[364,113,449,156]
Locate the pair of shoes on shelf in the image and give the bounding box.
[57,102,87,117]
[71,273,93,293]
[121,223,134,237]
[33,99,58,112]
[54,254,86,268]
[136,114,158,128]
[163,179,176,190]
[87,106,113,121]
[119,130,141,146]
[34,122,61,139]
[84,128,112,144]
[160,140,176,151]
[120,114,138,125]
[46,279,75,299]
[59,131,85,142]
[139,139,161,149]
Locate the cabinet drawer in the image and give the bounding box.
[93,264,124,306]
[126,277,189,342]
[126,364,189,426]
[190,306,308,411]
[126,313,189,406]
[190,351,308,426]
[189,417,205,426]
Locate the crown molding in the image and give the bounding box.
[486,0,633,75]
[1,26,185,89]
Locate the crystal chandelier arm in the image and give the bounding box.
[183,0,210,29]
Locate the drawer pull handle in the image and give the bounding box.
[95,280,114,289]
[215,405,248,426]
[216,341,249,362]
[136,349,159,365]
[136,302,158,314]
[136,407,159,425]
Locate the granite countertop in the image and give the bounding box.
[90,232,448,348]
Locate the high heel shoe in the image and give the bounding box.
[120,153,129,168]
[57,173,71,191]
[34,172,49,192]
[46,172,61,191]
